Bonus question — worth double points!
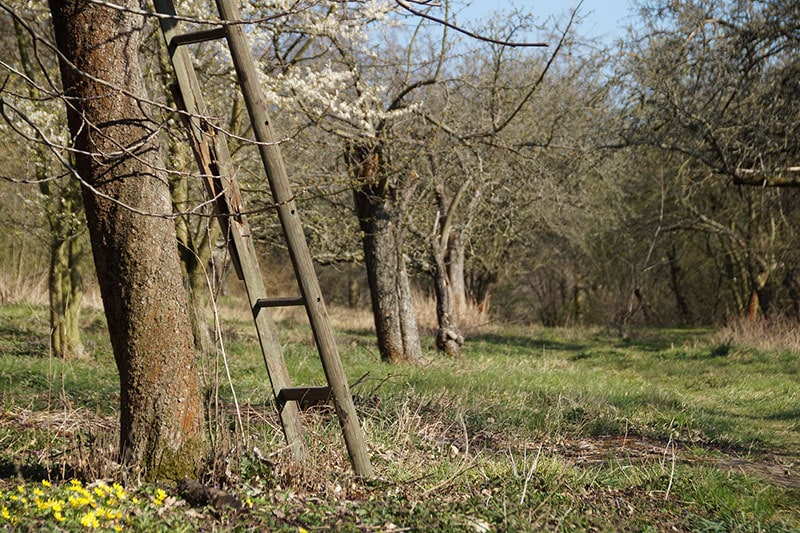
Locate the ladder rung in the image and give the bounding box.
[254,296,305,309]
[277,386,332,405]
[171,27,227,47]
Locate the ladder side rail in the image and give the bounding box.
[151,0,308,461]
[214,0,372,477]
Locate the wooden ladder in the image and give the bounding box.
[152,0,372,477]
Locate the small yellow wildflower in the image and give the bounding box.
[33,487,44,497]
[69,494,95,508]
[70,479,82,489]
[113,483,127,500]
[41,479,52,488]
[1,505,11,520]
[54,510,65,522]
[80,510,100,529]
[16,485,26,494]
[153,488,167,506]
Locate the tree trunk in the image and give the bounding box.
[447,232,468,322]
[39,169,86,360]
[667,244,693,325]
[171,158,217,357]
[430,184,465,357]
[48,230,85,359]
[348,143,422,363]
[49,0,206,479]
[431,238,464,358]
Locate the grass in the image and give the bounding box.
[1,300,798,531]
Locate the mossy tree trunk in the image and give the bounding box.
[48,0,207,479]
[45,203,85,360]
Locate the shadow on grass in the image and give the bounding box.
[468,332,586,353]
[765,408,800,423]
[613,328,711,352]
[0,324,49,358]
[0,458,54,482]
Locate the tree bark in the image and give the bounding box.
[447,233,467,321]
[348,143,422,363]
[48,226,85,359]
[49,0,206,479]
[431,237,464,358]
[430,187,465,357]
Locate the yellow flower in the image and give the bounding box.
[70,479,82,489]
[80,510,100,529]
[153,488,167,506]
[1,505,11,520]
[69,494,95,508]
[54,510,65,522]
[16,485,25,494]
[113,483,127,500]
[41,480,52,488]
[33,487,45,496]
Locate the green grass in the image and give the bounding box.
[1,302,798,531]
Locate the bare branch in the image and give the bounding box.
[394,0,548,48]
[734,168,800,188]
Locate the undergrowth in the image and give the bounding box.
[1,302,798,531]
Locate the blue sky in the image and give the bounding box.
[456,0,635,42]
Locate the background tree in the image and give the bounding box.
[2,5,89,358]
[617,0,800,321]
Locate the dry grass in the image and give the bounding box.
[0,263,48,306]
[715,315,800,352]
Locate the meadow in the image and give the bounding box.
[0,300,798,531]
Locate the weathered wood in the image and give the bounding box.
[255,296,305,309]
[170,27,226,47]
[215,0,372,477]
[277,386,332,406]
[152,0,372,477]
[153,0,307,462]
